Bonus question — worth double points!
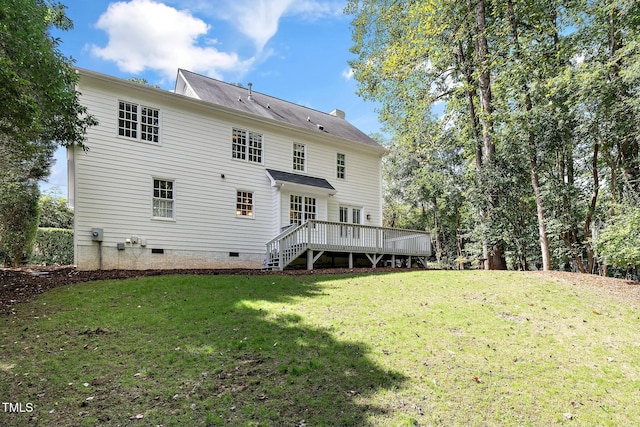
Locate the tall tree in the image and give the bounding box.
[348,0,509,269]
[347,0,640,273]
[0,0,96,266]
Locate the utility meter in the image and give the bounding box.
[91,228,103,242]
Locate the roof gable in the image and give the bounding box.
[176,69,383,150]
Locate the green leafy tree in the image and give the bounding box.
[347,0,640,275]
[0,0,96,148]
[594,205,640,270]
[0,0,96,266]
[38,191,73,229]
[0,181,40,266]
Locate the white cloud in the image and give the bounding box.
[342,67,354,80]
[90,0,253,81]
[193,0,345,51]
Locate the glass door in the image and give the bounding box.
[340,206,362,240]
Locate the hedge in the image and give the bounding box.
[31,228,74,266]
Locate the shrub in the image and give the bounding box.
[39,194,73,229]
[31,228,74,266]
[0,182,40,266]
[594,206,640,269]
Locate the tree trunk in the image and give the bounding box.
[531,158,552,270]
[473,0,495,160]
[584,141,600,273]
[471,0,506,270]
[608,7,640,194]
[506,0,552,270]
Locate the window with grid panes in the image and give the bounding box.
[232,128,262,163]
[304,197,316,220]
[118,101,159,143]
[290,195,303,225]
[152,179,174,219]
[293,143,306,171]
[248,132,263,163]
[140,106,160,142]
[337,153,346,179]
[290,195,316,225]
[236,191,254,217]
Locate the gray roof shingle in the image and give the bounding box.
[177,69,384,150]
[265,169,336,191]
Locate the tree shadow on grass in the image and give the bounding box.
[1,273,406,426]
[175,273,407,426]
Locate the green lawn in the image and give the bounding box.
[1,270,639,426]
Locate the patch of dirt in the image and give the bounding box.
[528,271,640,308]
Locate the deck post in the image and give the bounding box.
[408,256,412,268]
[391,254,396,268]
[307,249,324,270]
[349,252,353,269]
[366,253,383,268]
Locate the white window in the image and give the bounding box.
[305,196,317,221]
[290,195,316,225]
[118,100,160,143]
[293,143,306,172]
[236,191,254,217]
[232,128,263,163]
[290,195,303,225]
[152,179,174,219]
[337,153,346,179]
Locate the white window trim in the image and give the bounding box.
[235,189,255,219]
[290,194,316,225]
[232,127,263,164]
[337,152,346,179]
[151,177,176,221]
[293,143,306,172]
[117,100,161,145]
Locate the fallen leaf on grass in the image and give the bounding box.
[592,310,601,315]
[130,413,144,420]
[473,376,482,383]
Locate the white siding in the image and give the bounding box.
[74,71,384,270]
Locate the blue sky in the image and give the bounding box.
[42,0,382,196]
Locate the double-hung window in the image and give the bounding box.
[236,191,254,217]
[232,128,263,163]
[293,143,306,172]
[118,100,160,143]
[152,179,174,219]
[290,195,316,225]
[337,153,346,179]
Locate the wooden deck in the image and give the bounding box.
[265,220,432,270]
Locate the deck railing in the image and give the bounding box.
[266,220,431,270]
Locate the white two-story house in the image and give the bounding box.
[69,68,430,270]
